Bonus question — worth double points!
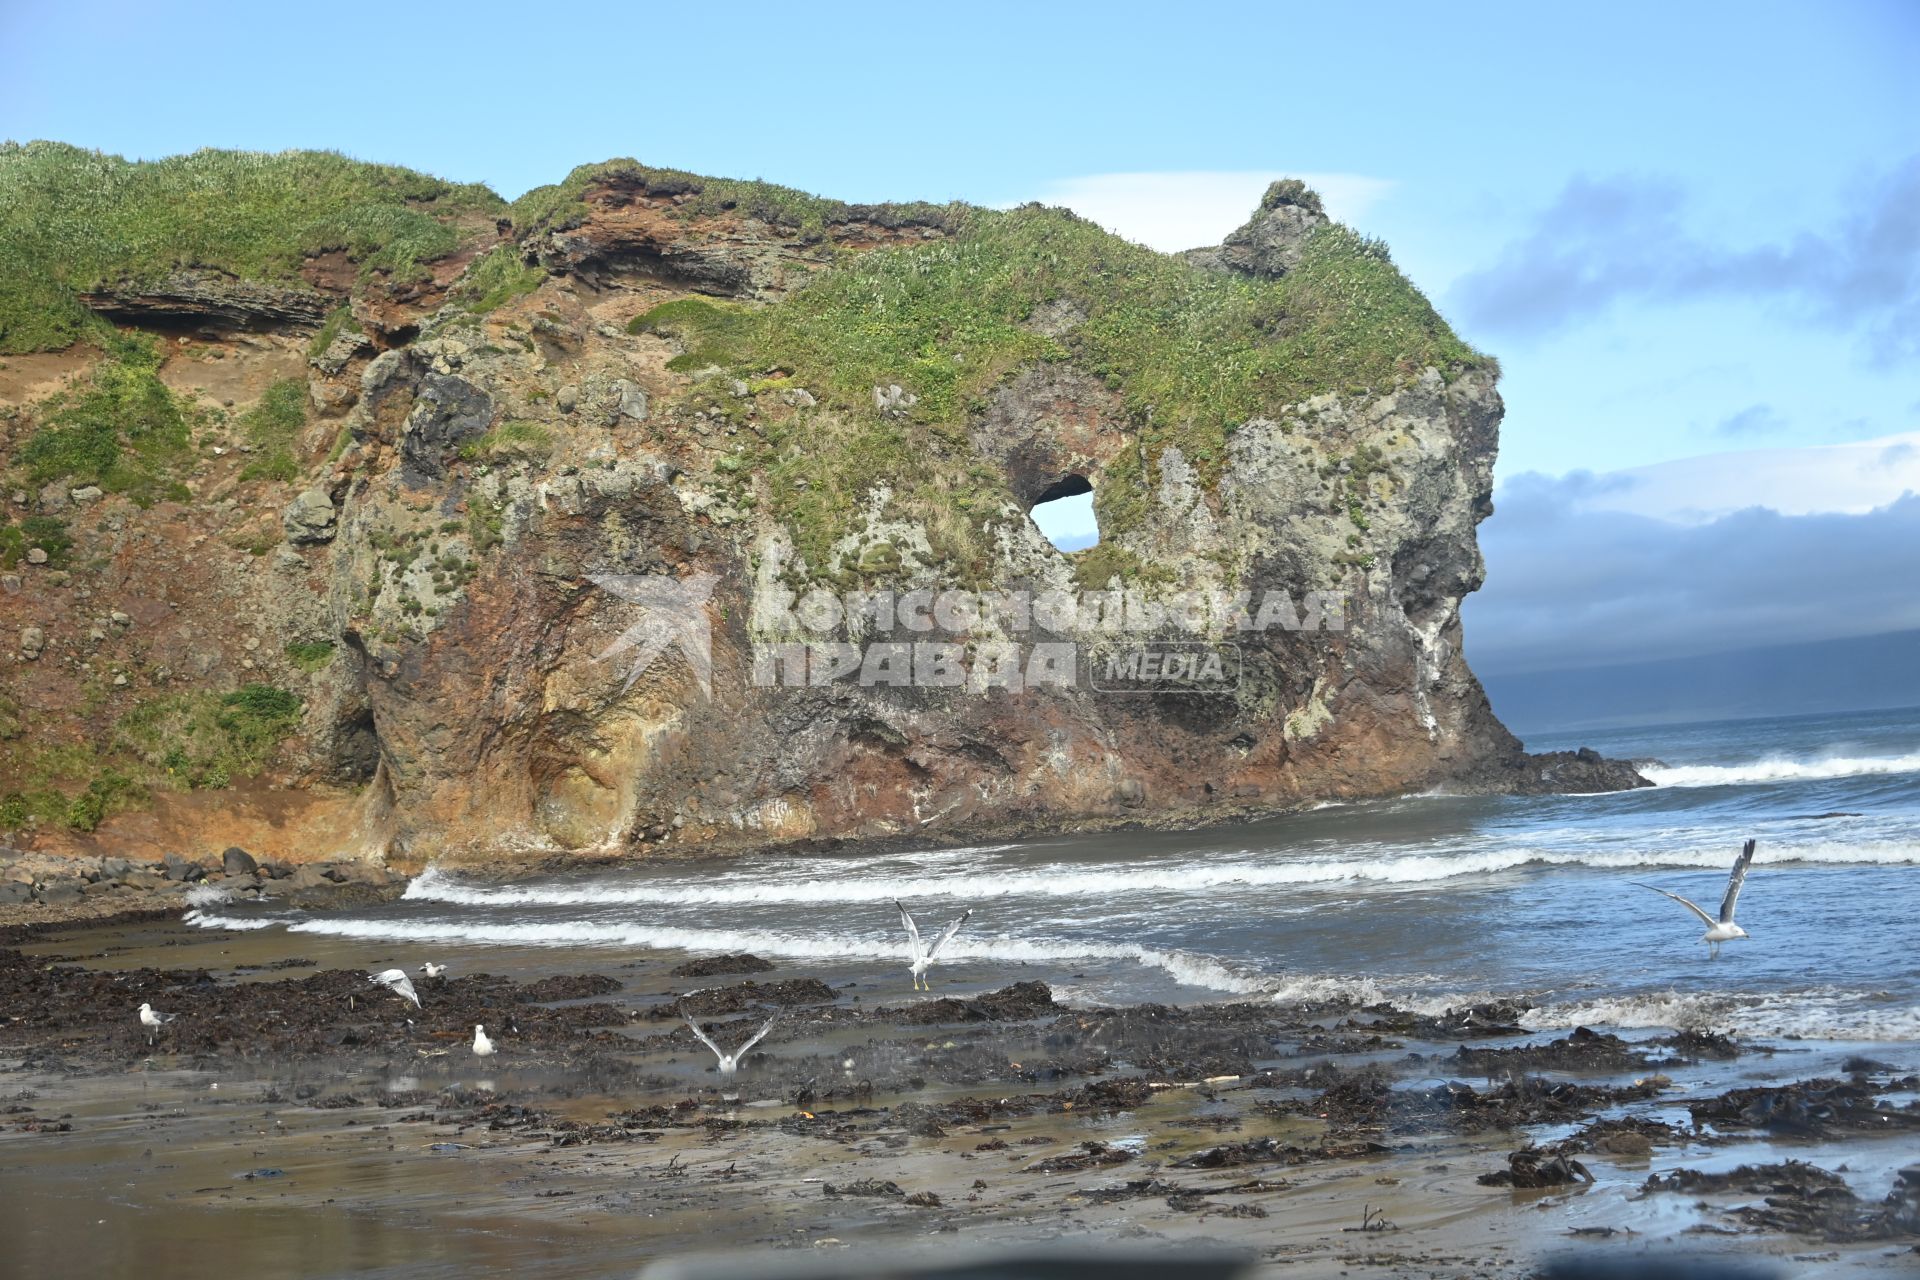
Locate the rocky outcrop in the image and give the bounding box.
[80,270,337,330]
[0,166,1645,867]
[1183,179,1329,278]
[532,167,959,300]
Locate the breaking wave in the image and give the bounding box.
[401,837,1920,909]
[182,911,1268,995]
[1520,989,1920,1042]
[1643,752,1920,789]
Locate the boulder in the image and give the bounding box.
[288,864,333,891]
[161,852,206,883]
[19,626,45,659]
[614,379,649,422]
[1597,1131,1654,1157]
[222,845,260,877]
[281,488,338,544]
[331,861,393,887]
[0,882,30,905]
[34,879,82,905]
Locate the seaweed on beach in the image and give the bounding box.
[1171,1134,1390,1168]
[1643,1161,1920,1242]
[1452,1026,1651,1073]
[670,954,776,978]
[875,981,1058,1025]
[662,978,836,1018]
[1477,1147,1593,1188]
[1689,1077,1920,1137]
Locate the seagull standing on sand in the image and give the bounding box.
[1634,839,1757,959]
[685,1013,778,1078]
[137,1002,175,1046]
[418,962,447,979]
[472,1024,495,1058]
[370,968,422,1008]
[896,900,971,991]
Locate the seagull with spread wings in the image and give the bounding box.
[896,900,972,991]
[370,968,422,1008]
[1634,839,1757,959]
[685,1012,778,1077]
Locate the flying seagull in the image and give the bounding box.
[418,962,447,979]
[685,1013,778,1077]
[137,1002,175,1046]
[370,968,422,1008]
[896,900,971,991]
[472,1024,495,1058]
[1634,839,1756,958]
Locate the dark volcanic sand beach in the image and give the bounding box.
[2,911,1917,1279]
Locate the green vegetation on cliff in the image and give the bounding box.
[0,514,72,569]
[17,333,195,505]
[511,158,959,242]
[635,201,1487,575]
[451,244,546,314]
[2,144,1487,589]
[237,378,310,483]
[0,142,503,352]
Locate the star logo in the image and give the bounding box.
[588,572,719,698]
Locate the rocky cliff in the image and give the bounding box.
[0,144,1644,866]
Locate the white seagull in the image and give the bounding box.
[137,1002,175,1046]
[1634,839,1757,959]
[685,1013,778,1078]
[896,900,971,991]
[472,1024,495,1057]
[418,962,447,979]
[370,968,422,1008]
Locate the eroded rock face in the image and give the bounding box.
[81,270,337,330]
[400,374,493,482]
[3,173,1644,865]
[316,330,1641,860]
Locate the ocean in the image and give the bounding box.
[188,706,1920,1044]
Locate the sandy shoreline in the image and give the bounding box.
[2,911,1917,1278]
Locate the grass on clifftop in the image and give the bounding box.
[638,202,1489,571]
[0,142,504,352]
[511,158,961,242]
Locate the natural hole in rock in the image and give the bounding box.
[1030,474,1098,552]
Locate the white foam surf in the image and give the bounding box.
[1520,990,1920,1042]
[182,912,1268,994]
[1643,752,1920,788]
[400,837,1920,909]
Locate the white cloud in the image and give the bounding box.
[1555,430,1920,523]
[1024,171,1396,254]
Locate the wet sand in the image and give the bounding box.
[3,913,1918,1278]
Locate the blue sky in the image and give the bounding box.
[5,1,1916,681]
